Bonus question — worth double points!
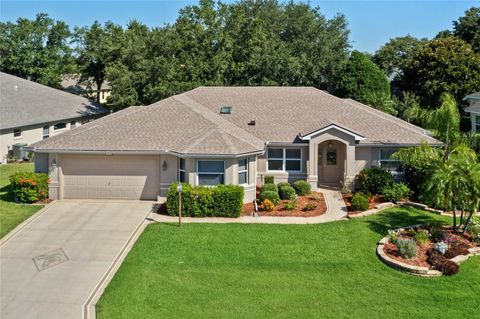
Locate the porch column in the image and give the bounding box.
[48,153,60,200]
[344,141,356,192]
[307,141,318,190]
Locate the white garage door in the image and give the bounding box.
[62,155,159,200]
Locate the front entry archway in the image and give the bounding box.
[317,140,346,187]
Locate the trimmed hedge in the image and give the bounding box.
[10,172,49,203]
[261,183,278,193]
[351,192,369,211]
[260,190,280,205]
[358,166,393,195]
[278,184,296,200]
[293,180,311,196]
[277,182,290,189]
[264,175,274,184]
[166,183,244,218]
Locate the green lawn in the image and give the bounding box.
[0,163,42,238]
[97,208,480,319]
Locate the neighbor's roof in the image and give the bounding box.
[465,92,480,100]
[465,92,480,113]
[0,72,108,130]
[61,74,111,94]
[32,86,440,156]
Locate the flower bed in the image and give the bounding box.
[377,223,480,276]
[343,193,386,215]
[242,191,327,217]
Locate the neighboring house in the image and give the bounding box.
[32,87,440,202]
[61,74,112,104]
[464,92,480,132]
[0,72,108,163]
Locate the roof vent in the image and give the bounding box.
[220,106,232,114]
[248,119,256,126]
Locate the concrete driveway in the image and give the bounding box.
[0,200,153,319]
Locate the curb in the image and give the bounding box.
[0,200,57,246]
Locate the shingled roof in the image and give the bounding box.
[0,72,107,130]
[32,86,440,155]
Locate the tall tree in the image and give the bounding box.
[335,51,392,112]
[453,7,480,53]
[0,13,74,87]
[399,37,480,109]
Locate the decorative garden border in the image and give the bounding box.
[377,224,480,277]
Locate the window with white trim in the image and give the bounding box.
[54,122,67,130]
[379,149,403,174]
[476,115,480,132]
[198,160,224,185]
[238,158,248,184]
[178,158,186,182]
[42,126,49,139]
[267,148,301,172]
[13,129,22,138]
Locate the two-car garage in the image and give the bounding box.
[61,155,160,200]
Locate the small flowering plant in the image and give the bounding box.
[9,172,49,203]
[435,241,448,255]
[388,229,399,244]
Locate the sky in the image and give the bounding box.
[0,0,478,53]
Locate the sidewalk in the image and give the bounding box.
[149,188,348,225]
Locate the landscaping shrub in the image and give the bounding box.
[264,175,274,184]
[283,199,297,211]
[466,217,480,242]
[414,230,430,245]
[278,184,296,200]
[261,183,278,193]
[427,250,459,275]
[382,183,411,203]
[351,192,369,211]
[444,245,470,259]
[260,199,275,212]
[166,183,243,217]
[277,182,291,189]
[259,190,280,205]
[310,194,322,201]
[293,180,311,196]
[435,241,448,255]
[396,238,417,259]
[426,221,445,241]
[9,172,49,203]
[358,166,393,194]
[303,203,317,211]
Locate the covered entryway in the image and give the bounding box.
[62,155,159,200]
[317,140,346,187]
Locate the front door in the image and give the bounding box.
[318,141,344,186]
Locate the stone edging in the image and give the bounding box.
[347,202,395,219]
[377,224,480,277]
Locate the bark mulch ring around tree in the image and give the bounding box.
[382,226,479,274]
[342,193,387,216]
[242,191,327,217]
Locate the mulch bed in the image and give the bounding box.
[343,193,386,216]
[383,228,478,269]
[242,191,327,217]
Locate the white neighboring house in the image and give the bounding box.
[465,92,480,132]
[0,72,108,163]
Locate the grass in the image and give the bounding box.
[0,163,42,238]
[97,207,480,319]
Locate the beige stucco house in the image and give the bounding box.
[32,87,440,203]
[465,92,480,132]
[0,72,108,163]
[61,74,112,104]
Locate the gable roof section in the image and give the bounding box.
[299,120,365,141]
[0,72,107,130]
[464,92,480,114]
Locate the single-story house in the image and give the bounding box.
[464,92,480,132]
[61,74,112,104]
[32,87,440,202]
[0,72,108,163]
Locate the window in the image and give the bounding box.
[267,148,302,172]
[238,158,248,184]
[326,145,337,165]
[70,121,76,129]
[476,115,480,132]
[42,126,49,139]
[54,122,67,130]
[198,160,224,185]
[13,129,22,138]
[379,149,403,174]
[220,106,232,114]
[178,158,186,183]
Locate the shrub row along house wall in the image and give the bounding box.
[32,87,441,203]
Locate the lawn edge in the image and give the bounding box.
[84,204,154,319]
[0,200,57,245]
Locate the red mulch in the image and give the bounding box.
[242,191,327,217]
[343,193,386,215]
[383,228,478,269]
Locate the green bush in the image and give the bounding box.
[277,182,290,189]
[283,199,297,211]
[382,183,412,203]
[293,180,311,196]
[351,192,369,211]
[358,166,393,194]
[166,183,243,217]
[278,184,296,200]
[303,203,317,211]
[9,172,49,203]
[396,238,417,259]
[259,190,280,205]
[264,176,274,184]
[261,183,278,193]
[414,230,430,245]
